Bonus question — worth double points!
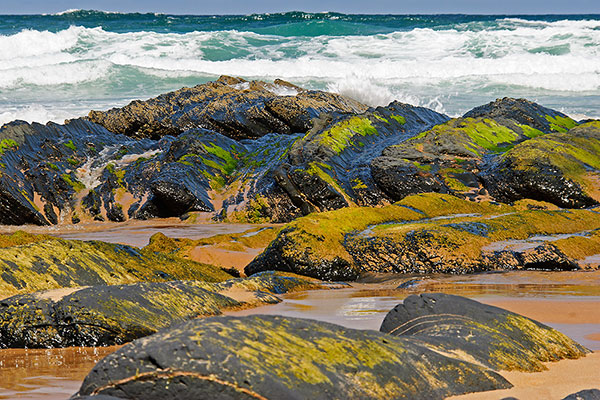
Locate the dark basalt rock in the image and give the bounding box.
[87,76,368,141]
[483,122,600,208]
[380,293,589,372]
[563,389,600,400]
[73,315,509,400]
[0,272,327,348]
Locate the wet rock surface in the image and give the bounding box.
[0,231,232,299]
[0,271,331,348]
[380,293,588,372]
[86,76,368,140]
[246,193,600,280]
[73,314,510,400]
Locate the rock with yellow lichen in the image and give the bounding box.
[0,271,337,348]
[72,314,510,400]
[380,293,589,372]
[245,193,600,280]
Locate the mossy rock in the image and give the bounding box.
[74,315,510,400]
[0,271,335,348]
[380,293,589,372]
[0,235,232,299]
[484,121,600,208]
[246,193,600,280]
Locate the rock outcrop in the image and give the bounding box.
[87,76,369,140]
[73,314,510,400]
[371,98,589,205]
[246,193,600,280]
[0,231,232,299]
[0,272,336,348]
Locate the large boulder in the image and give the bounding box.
[370,97,595,209]
[73,315,509,400]
[380,293,589,372]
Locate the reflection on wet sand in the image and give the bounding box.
[0,346,120,399]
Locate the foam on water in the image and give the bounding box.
[0,14,599,123]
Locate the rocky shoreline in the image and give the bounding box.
[1,77,600,398]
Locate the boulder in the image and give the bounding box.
[73,315,509,400]
[0,271,330,348]
[380,293,588,372]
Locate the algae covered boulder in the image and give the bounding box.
[73,315,509,400]
[380,293,589,372]
[371,97,581,205]
[0,232,232,299]
[246,193,600,280]
[484,121,600,208]
[0,271,336,348]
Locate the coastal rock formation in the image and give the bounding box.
[1,81,598,226]
[370,98,591,206]
[0,231,232,299]
[484,121,600,207]
[246,193,600,280]
[0,272,334,348]
[0,78,447,225]
[380,293,588,372]
[87,76,369,140]
[73,314,510,400]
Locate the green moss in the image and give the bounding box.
[63,140,76,151]
[518,124,545,139]
[373,114,389,124]
[319,116,378,154]
[545,115,578,133]
[390,115,406,125]
[61,173,85,191]
[0,139,18,156]
[47,162,59,171]
[201,143,238,175]
[67,158,79,166]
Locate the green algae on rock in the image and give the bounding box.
[0,233,232,299]
[245,193,600,280]
[380,293,589,372]
[370,97,586,205]
[73,315,510,400]
[0,271,335,348]
[484,121,600,208]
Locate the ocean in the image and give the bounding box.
[1,10,599,125]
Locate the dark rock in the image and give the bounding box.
[370,97,591,209]
[0,272,329,348]
[483,122,600,208]
[87,76,368,140]
[563,389,600,400]
[73,315,510,400]
[380,293,588,372]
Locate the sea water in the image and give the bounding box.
[1,10,599,125]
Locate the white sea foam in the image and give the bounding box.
[0,18,599,122]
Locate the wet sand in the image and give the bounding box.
[0,219,265,248]
[448,352,600,400]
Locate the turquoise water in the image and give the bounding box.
[1,10,599,124]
